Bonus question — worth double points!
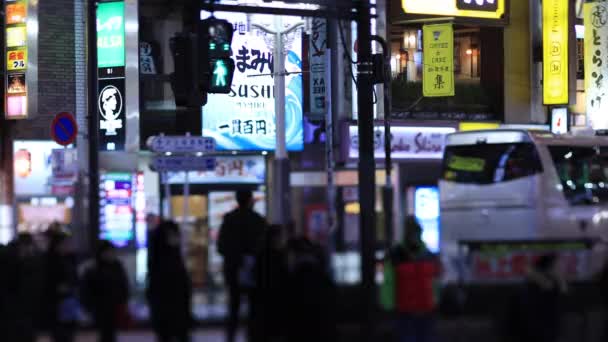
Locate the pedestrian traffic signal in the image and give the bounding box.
[209,58,235,94]
[204,17,234,59]
[200,17,235,94]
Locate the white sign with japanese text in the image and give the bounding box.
[348,125,456,160]
[585,2,608,129]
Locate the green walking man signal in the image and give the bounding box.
[209,58,235,93]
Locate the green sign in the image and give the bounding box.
[422,23,455,97]
[96,1,125,68]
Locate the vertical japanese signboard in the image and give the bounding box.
[543,0,569,105]
[422,23,454,97]
[96,1,126,151]
[585,2,608,129]
[5,0,28,119]
[309,17,327,116]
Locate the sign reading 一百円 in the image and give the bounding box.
[543,0,569,105]
[422,23,454,97]
[97,1,126,151]
[585,2,608,130]
[5,0,29,119]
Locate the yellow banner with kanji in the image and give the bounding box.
[422,23,454,97]
[7,48,27,71]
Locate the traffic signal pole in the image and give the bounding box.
[356,0,377,340]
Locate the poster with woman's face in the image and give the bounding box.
[7,73,26,94]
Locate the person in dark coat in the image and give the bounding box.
[518,254,567,342]
[251,225,289,342]
[4,233,46,342]
[285,237,336,342]
[147,220,192,342]
[45,230,79,342]
[81,240,130,342]
[218,189,266,342]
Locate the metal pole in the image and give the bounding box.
[356,0,377,340]
[325,49,336,243]
[164,172,172,220]
[87,0,100,248]
[372,35,393,247]
[183,170,190,225]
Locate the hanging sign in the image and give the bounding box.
[97,1,126,151]
[543,0,569,105]
[585,2,608,129]
[309,17,327,116]
[422,23,454,97]
[5,0,29,119]
[402,0,506,20]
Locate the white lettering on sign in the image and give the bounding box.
[348,125,456,160]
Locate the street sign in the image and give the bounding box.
[147,135,216,153]
[151,156,216,172]
[51,112,78,146]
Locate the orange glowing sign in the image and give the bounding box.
[6,3,26,25]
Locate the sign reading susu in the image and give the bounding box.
[422,23,454,97]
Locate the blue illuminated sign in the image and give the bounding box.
[201,12,303,151]
[99,172,134,247]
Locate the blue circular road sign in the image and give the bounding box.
[51,112,78,146]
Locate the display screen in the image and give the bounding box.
[414,186,440,253]
[99,172,134,247]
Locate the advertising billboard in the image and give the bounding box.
[96,1,125,68]
[201,12,304,151]
[99,172,134,247]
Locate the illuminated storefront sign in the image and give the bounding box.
[422,23,454,97]
[167,155,266,184]
[543,0,569,105]
[402,0,506,19]
[585,2,608,129]
[201,12,303,151]
[348,125,456,160]
[99,172,134,247]
[5,0,29,119]
[96,1,125,68]
[96,1,127,151]
[7,49,27,71]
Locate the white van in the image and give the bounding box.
[439,129,608,284]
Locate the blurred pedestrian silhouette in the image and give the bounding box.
[4,233,46,342]
[393,216,439,342]
[44,229,78,342]
[147,220,192,342]
[81,240,130,342]
[513,254,566,342]
[250,225,289,342]
[218,190,266,342]
[285,236,335,342]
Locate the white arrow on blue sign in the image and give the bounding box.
[151,156,217,172]
[147,135,216,153]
